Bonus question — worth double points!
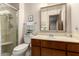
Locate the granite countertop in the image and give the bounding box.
[32,35,79,43]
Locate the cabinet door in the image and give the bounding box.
[67,52,79,56]
[41,48,66,56]
[41,48,53,56]
[31,39,41,46]
[67,43,79,52]
[31,47,40,56]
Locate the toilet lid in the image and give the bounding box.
[14,43,29,51]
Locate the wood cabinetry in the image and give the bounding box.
[31,47,41,56]
[31,39,79,56]
[67,43,79,56]
[31,39,41,46]
[41,48,66,56]
[31,39,66,56]
[41,40,66,50]
[67,43,79,52]
[31,39,41,56]
[67,52,79,56]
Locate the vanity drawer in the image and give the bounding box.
[67,43,79,52]
[67,52,79,56]
[41,48,66,56]
[31,39,41,46]
[41,40,66,50]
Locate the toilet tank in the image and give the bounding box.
[24,34,32,44]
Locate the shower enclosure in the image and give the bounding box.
[0,4,18,56]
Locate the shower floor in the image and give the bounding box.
[1,52,11,56]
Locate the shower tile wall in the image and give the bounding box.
[0,18,1,56]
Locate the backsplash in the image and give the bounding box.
[38,32,67,36]
[72,32,79,39]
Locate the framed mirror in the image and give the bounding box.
[40,3,71,33]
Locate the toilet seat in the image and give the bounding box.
[14,43,29,51]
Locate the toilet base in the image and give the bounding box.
[12,46,31,56]
[25,48,31,56]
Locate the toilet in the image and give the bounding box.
[12,34,31,56]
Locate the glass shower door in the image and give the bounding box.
[0,4,18,56]
[0,15,9,43]
[0,14,13,56]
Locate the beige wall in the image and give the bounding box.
[18,3,46,44]
[71,3,79,32]
[70,3,79,38]
[25,3,41,33]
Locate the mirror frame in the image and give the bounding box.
[40,3,68,33]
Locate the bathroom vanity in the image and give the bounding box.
[31,3,77,56]
[31,35,79,56]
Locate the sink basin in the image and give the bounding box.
[32,34,66,40]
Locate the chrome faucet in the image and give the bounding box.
[49,34,54,37]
